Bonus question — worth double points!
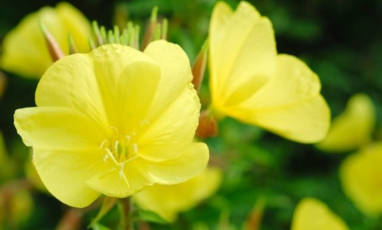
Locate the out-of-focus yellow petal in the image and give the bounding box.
[0,2,91,78]
[33,148,101,208]
[340,143,382,215]
[14,107,106,150]
[209,2,329,143]
[144,40,194,119]
[134,167,222,222]
[291,198,349,230]
[1,7,59,77]
[317,94,375,152]
[210,2,276,105]
[223,55,330,143]
[55,2,91,52]
[138,85,200,161]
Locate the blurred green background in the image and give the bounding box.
[0,0,381,229]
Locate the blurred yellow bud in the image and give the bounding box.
[209,1,330,143]
[9,189,34,226]
[318,94,375,152]
[340,143,382,215]
[1,2,91,78]
[291,198,348,230]
[134,167,222,222]
[0,187,34,228]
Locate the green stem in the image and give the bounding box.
[121,198,134,230]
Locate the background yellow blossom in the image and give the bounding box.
[1,2,91,77]
[134,167,222,222]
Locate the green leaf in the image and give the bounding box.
[89,197,117,228]
[91,223,111,230]
[138,209,168,224]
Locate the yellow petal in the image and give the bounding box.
[291,198,349,230]
[86,159,152,198]
[224,55,330,143]
[90,45,159,128]
[36,45,159,128]
[14,107,111,207]
[138,84,200,161]
[144,40,194,119]
[33,148,101,208]
[134,167,222,222]
[113,61,160,133]
[317,94,375,152]
[35,53,107,126]
[1,7,58,77]
[142,142,209,185]
[209,1,277,105]
[55,2,91,52]
[340,143,382,215]
[0,2,91,77]
[14,107,106,150]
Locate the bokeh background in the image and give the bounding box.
[0,0,381,229]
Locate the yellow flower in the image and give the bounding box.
[209,1,330,143]
[14,41,209,208]
[317,94,375,152]
[1,2,91,78]
[134,167,222,222]
[291,198,349,230]
[340,143,382,215]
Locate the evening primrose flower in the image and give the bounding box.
[317,94,375,152]
[1,2,91,78]
[340,143,382,215]
[134,167,222,222]
[14,41,209,208]
[291,198,349,230]
[208,1,330,143]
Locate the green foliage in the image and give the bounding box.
[137,209,168,224]
[0,0,381,229]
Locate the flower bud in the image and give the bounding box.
[196,110,218,139]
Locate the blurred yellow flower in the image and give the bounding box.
[209,1,330,143]
[317,94,375,152]
[291,198,349,230]
[340,143,382,215]
[1,2,91,78]
[134,167,222,222]
[14,41,209,208]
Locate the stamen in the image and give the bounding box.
[114,140,119,151]
[119,163,130,187]
[132,143,138,153]
[99,129,140,186]
[103,153,109,162]
[99,139,107,149]
[105,148,119,165]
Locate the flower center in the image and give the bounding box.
[99,129,139,186]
